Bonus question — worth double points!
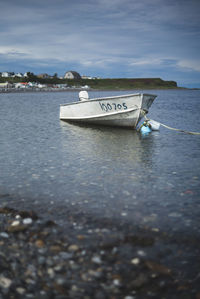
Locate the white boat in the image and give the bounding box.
[60,91,157,128]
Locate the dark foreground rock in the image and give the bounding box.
[0,206,200,299]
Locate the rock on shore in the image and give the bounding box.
[0,206,200,298]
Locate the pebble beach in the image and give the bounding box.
[0,202,200,299]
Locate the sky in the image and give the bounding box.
[0,0,200,88]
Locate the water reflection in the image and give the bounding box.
[59,121,162,225]
[60,121,156,170]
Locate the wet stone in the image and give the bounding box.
[0,276,12,289]
[131,257,140,265]
[11,220,20,226]
[145,260,171,275]
[59,251,73,260]
[23,218,33,225]
[35,239,45,248]
[7,224,27,233]
[49,245,62,252]
[91,255,102,264]
[16,287,26,295]
[68,244,79,252]
[0,232,9,238]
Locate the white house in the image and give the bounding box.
[1,72,13,77]
[14,73,23,78]
[64,71,81,79]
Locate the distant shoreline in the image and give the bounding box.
[1,77,199,91]
[0,86,193,94]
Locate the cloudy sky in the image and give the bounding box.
[1,0,200,87]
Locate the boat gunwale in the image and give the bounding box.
[60,106,139,121]
[60,93,157,107]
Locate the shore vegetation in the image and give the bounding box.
[0,73,178,90]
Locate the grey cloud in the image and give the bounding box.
[0,0,200,86]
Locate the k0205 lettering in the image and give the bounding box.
[99,102,127,112]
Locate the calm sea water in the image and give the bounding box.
[0,89,200,234]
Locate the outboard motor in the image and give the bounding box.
[79,90,89,101]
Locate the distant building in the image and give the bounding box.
[37,83,47,88]
[81,75,92,79]
[64,71,81,79]
[0,82,12,88]
[1,72,14,77]
[14,73,23,78]
[55,84,68,89]
[37,73,51,79]
[81,75,101,79]
[15,82,29,88]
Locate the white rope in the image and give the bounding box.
[144,115,200,135]
[159,122,200,135]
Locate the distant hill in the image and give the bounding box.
[74,78,178,90]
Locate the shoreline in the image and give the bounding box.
[0,87,191,94]
[0,203,200,298]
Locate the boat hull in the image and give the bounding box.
[60,93,156,128]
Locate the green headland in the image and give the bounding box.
[0,75,179,90]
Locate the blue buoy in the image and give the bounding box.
[140,125,152,134]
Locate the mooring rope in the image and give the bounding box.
[144,115,200,135]
[159,122,200,135]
